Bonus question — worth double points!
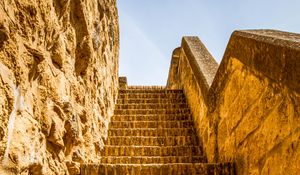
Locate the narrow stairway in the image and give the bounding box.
[81,86,234,175]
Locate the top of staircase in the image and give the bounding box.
[127,86,166,90]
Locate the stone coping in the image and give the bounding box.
[181,36,218,100]
[181,37,218,88]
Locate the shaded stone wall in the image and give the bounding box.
[167,30,300,175]
[167,37,219,162]
[0,0,119,174]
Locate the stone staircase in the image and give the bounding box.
[81,86,235,175]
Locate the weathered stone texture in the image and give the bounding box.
[166,48,181,89]
[167,30,300,175]
[81,86,235,175]
[216,57,300,174]
[0,0,119,174]
[167,37,219,162]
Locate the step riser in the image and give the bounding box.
[114,109,190,115]
[119,90,182,93]
[115,104,188,110]
[122,86,166,91]
[109,121,193,129]
[81,163,235,175]
[118,94,185,99]
[108,129,195,137]
[112,115,191,121]
[100,147,202,156]
[117,99,187,104]
[81,87,234,174]
[105,137,198,146]
[98,156,205,164]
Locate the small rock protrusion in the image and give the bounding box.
[75,37,92,76]
[28,163,43,175]
[0,23,9,48]
[0,126,4,141]
[66,161,81,175]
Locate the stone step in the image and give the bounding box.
[109,121,193,129]
[80,87,236,174]
[119,90,182,93]
[119,89,182,93]
[126,86,166,90]
[117,98,187,104]
[114,109,190,115]
[108,128,196,137]
[105,136,198,146]
[118,93,185,99]
[115,103,188,110]
[111,114,192,122]
[99,146,202,156]
[97,156,206,164]
[81,163,235,175]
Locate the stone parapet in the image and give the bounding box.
[167,29,300,175]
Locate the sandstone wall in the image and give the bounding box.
[167,30,300,175]
[0,0,119,174]
[167,37,219,161]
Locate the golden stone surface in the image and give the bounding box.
[167,31,300,175]
[0,0,119,174]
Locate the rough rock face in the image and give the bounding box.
[0,0,119,174]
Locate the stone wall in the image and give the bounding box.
[0,0,119,174]
[167,30,300,175]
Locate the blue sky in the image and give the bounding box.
[117,0,300,85]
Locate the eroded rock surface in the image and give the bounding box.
[0,0,119,174]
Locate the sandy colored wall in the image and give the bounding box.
[167,30,300,175]
[167,37,218,161]
[0,0,119,174]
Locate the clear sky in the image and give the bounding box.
[117,0,300,85]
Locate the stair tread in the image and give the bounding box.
[111,118,192,122]
[85,162,231,165]
[126,86,166,90]
[114,109,190,111]
[119,89,181,93]
[108,128,196,137]
[97,155,206,158]
[119,91,183,94]
[81,87,235,174]
[110,120,193,122]
[98,156,206,163]
[112,114,192,116]
[117,99,187,103]
[118,94,185,99]
[81,163,235,175]
[118,92,184,94]
[114,109,190,115]
[115,103,188,109]
[116,103,188,105]
[100,147,203,156]
[105,136,198,146]
[109,121,194,129]
[102,145,201,148]
[107,136,196,138]
[108,128,195,130]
